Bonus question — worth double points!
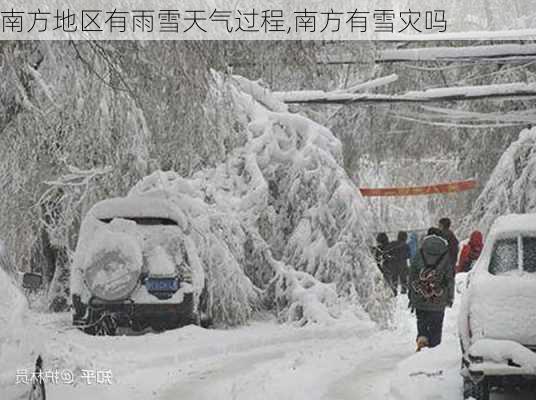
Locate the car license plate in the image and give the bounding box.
[145,278,178,292]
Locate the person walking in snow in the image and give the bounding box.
[438,217,459,271]
[389,231,411,295]
[456,230,483,274]
[373,232,391,277]
[408,228,455,351]
[407,232,418,261]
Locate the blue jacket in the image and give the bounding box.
[408,232,418,261]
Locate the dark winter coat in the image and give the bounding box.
[388,240,410,270]
[409,235,455,312]
[373,244,393,273]
[440,229,459,267]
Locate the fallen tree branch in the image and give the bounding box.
[273,74,398,102]
[273,74,398,103]
[231,43,536,67]
[281,82,536,104]
[378,43,536,63]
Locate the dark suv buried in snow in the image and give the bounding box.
[70,196,208,335]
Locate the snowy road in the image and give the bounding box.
[41,297,463,400]
[326,332,414,400]
[3,296,534,400]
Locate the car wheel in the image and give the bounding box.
[464,376,490,400]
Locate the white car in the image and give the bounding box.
[458,214,536,399]
[70,195,208,335]
[0,267,46,400]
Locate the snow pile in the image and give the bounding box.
[461,126,536,236]
[118,75,394,327]
[391,344,462,400]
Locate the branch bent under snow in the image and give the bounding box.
[378,43,536,63]
[281,82,536,105]
[273,74,399,103]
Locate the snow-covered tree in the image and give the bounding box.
[115,75,395,326]
[461,126,536,236]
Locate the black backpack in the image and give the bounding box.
[413,249,448,302]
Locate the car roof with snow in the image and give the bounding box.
[88,195,187,229]
[489,213,536,238]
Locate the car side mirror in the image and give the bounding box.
[22,272,43,290]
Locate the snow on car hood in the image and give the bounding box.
[469,273,536,346]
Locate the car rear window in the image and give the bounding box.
[489,238,518,275]
[99,217,177,226]
[522,237,536,273]
[489,236,536,275]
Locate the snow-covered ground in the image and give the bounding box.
[2,277,533,399]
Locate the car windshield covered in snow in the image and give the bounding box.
[489,236,536,275]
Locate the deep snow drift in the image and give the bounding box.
[72,74,394,327]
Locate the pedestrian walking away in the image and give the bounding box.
[407,231,418,261]
[373,232,391,277]
[390,231,411,295]
[438,217,459,271]
[456,230,483,274]
[408,228,455,351]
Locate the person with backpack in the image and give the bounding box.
[456,230,483,274]
[408,227,455,351]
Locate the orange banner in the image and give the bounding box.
[359,179,477,197]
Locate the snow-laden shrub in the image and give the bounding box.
[122,76,394,326]
[461,127,536,236]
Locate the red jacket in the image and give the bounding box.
[456,231,483,274]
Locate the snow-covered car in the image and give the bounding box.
[458,214,536,399]
[70,196,207,335]
[0,266,46,400]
